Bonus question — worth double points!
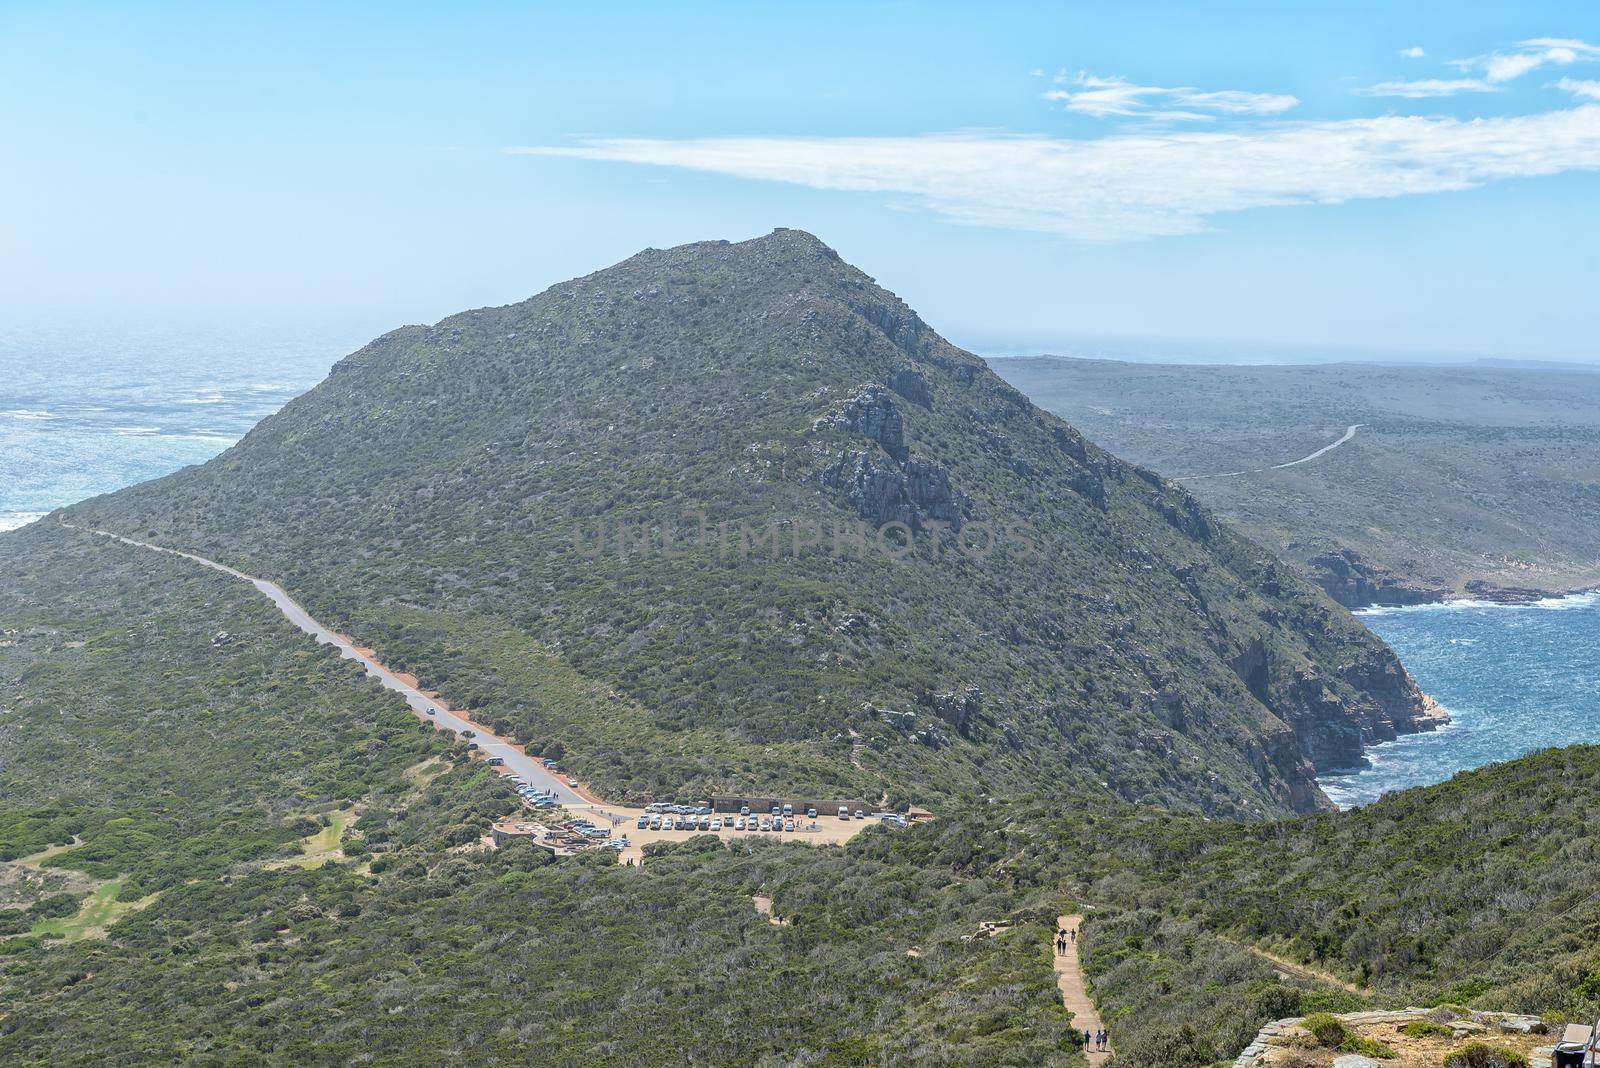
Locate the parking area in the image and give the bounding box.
[487,773,925,864]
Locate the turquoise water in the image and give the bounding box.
[1319,592,1600,807]
[0,323,348,531]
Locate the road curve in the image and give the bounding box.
[1178,424,1363,481]
[60,521,587,805]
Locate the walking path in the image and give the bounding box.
[1229,939,1369,996]
[1055,914,1112,1064]
[1179,424,1363,481]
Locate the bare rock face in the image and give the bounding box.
[888,368,934,409]
[927,686,983,738]
[1308,547,1447,608]
[816,384,965,530]
[815,386,907,461]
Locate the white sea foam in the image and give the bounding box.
[0,511,47,532]
[112,426,161,436]
[1357,589,1600,616]
[160,432,236,444]
[1,409,56,421]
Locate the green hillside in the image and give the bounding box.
[991,357,1600,605]
[3,520,1596,1067]
[62,230,1433,815]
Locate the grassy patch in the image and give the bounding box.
[28,880,159,941]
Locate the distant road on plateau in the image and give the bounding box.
[1178,424,1363,481]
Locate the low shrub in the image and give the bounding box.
[1443,1042,1531,1068]
[1400,1020,1454,1039]
[1301,1013,1397,1059]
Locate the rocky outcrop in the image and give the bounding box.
[1234,1009,1548,1068]
[815,386,907,461]
[1463,579,1562,604]
[926,686,982,738]
[816,385,965,530]
[888,368,933,409]
[1307,547,1447,608]
[820,450,963,531]
[1225,634,1447,775]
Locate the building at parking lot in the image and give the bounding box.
[709,795,872,816]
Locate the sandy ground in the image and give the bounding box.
[572,808,880,864]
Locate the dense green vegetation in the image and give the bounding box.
[992,357,1600,603]
[7,232,1597,1065]
[5,519,1599,1064]
[0,526,1080,1065]
[63,230,1431,815]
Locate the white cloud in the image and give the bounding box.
[1400,46,1426,59]
[1358,78,1496,98]
[1559,77,1600,101]
[515,104,1600,242]
[1460,37,1600,83]
[1041,72,1298,121]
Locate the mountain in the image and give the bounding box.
[62,229,1436,814]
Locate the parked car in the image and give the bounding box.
[854,810,865,820]
[460,729,475,738]
[759,818,771,831]
[567,778,580,788]
[739,805,750,816]
[782,803,793,817]
[734,817,745,830]
[783,820,795,832]
[699,815,711,830]
[838,806,850,819]
[709,818,722,831]
[487,757,504,766]
[806,807,817,819]
[637,815,649,829]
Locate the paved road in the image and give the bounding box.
[61,521,586,804]
[1180,423,1364,481]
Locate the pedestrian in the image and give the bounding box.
[1084,1029,1092,1050]
[1070,927,1076,943]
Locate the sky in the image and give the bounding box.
[3,1,1598,363]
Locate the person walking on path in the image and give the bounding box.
[1055,913,1112,1062]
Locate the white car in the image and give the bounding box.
[709,818,722,831]
[567,778,580,788]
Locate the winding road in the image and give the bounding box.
[1179,423,1363,481]
[60,521,588,805]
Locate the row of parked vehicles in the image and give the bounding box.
[639,811,817,832]
[510,779,558,809]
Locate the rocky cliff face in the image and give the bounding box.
[1306,547,1448,608]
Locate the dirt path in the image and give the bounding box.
[1236,940,1370,995]
[1179,424,1364,481]
[1055,914,1112,1063]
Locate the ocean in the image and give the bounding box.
[1318,592,1600,808]
[5,328,1596,811]
[0,323,348,532]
